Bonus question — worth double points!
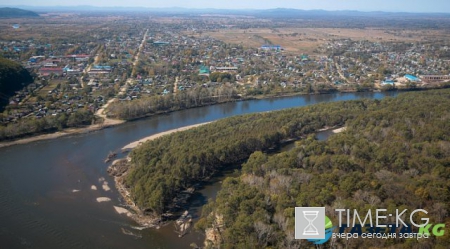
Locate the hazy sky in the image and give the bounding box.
[3,0,450,13]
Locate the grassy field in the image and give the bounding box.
[37,80,64,97]
[0,14,114,41]
[195,27,450,55]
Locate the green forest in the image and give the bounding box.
[124,89,450,248]
[126,97,370,213]
[0,57,33,110]
[0,109,96,140]
[196,89,450,249]
[107,85,238,120]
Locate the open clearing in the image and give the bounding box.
[37,80,63,97]
[197,28,450,55]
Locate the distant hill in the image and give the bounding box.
[5,5,450,16]
[0,7,39,18]
[0,57,33,110]
[252,8,450,19]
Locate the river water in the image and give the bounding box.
[0,92,398,249]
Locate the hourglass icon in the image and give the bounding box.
[303,211,319,235]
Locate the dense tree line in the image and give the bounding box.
[106,85,238,120]
[197,89,450,249]
[0,57,33,110]
[125,99,369,214]
[209,72,234,83]
[0,109,96,141]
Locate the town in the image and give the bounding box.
[1,10,450,140]
[1,3,450,249]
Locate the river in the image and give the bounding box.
[0,92,398,248]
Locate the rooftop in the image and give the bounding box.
[405,74,420,81]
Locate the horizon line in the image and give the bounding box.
[1,5,450,14]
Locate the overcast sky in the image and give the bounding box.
[3,0,450,13]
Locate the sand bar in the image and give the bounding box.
[96,197,111,202]
[102,182,111,191]
[332,127,347,133]
[122,122,212,150]
[114,206,132,217]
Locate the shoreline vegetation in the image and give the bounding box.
[0,90,337,148]
[107,97,373,229]
[104,83,450,121]
[107,89,450,248]
[0,91,275,148]
[121,122,212,151]
[108,121,212,229]
[0,98,125,148]
[0,86,446,149]
[108,124,346,229]
[198,89,450,248]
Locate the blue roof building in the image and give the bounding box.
[405,74,420,82]
[92,65,112,71]
[261,45,282,51]
[153,41,170,46]
[199,65,210,75]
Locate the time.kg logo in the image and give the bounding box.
[295,207,335,244]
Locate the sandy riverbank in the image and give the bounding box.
[109,122,213,228]
[122,122,212,150]
[0,120,125,149]
[332,127,346,133]
[111,172,162,228]
[0,98,125,149]
[317,126,347,133]
[110,122,345,230]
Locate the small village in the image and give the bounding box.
[1,18,450,127]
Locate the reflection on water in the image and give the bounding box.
[0,92,399,249]
[316,129,338,141]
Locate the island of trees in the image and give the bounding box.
[119,89,450,248]
[123,97,363,214]
[198,89,450,248]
